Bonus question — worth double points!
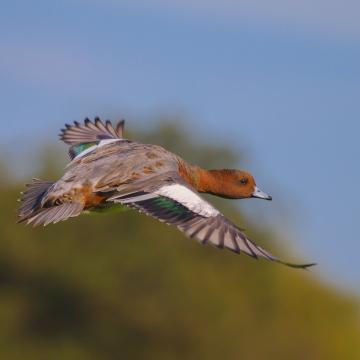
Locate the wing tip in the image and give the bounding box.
[277,260,317,270]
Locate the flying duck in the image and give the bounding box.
[18,118,315,269]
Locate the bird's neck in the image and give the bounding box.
[178,162,234,197]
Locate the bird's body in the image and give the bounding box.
[18,118,315,269]
[46,141,180,208]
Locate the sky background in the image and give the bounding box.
[1,0,359,292]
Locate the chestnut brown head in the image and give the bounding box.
[203,169,272,200]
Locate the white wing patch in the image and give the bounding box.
[154,184,219,218]
[98,139,122,147]
[73,139,122,160]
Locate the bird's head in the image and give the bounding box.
[202,169,272,200]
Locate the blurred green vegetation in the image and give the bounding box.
[0,122,359,360]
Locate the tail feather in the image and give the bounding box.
[18,179,84,226]
[18,179,54,222]
[26,202,83,226]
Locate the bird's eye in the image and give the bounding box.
[240,178,248,185]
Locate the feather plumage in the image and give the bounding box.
[59,117,125,145]
[17,179,54,222]
[25,201,84,226]
[110,186,315,269]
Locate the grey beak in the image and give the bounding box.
[252,186,272,200]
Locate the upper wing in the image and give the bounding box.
[59,117,125,160]
[109,183,315,269]
[59,117,125,145]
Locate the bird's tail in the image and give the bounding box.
[17,179,83,226]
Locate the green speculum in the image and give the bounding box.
[153,197,188,215]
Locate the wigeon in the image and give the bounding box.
[18,118,314,269]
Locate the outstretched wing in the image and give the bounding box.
[109,183,315,269]
[60,117,125,145]
[59,117,125,160]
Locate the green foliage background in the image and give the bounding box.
[0,123,359,359]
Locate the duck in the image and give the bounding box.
[18,118,315,269]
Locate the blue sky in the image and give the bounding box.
[1,1,359,292]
